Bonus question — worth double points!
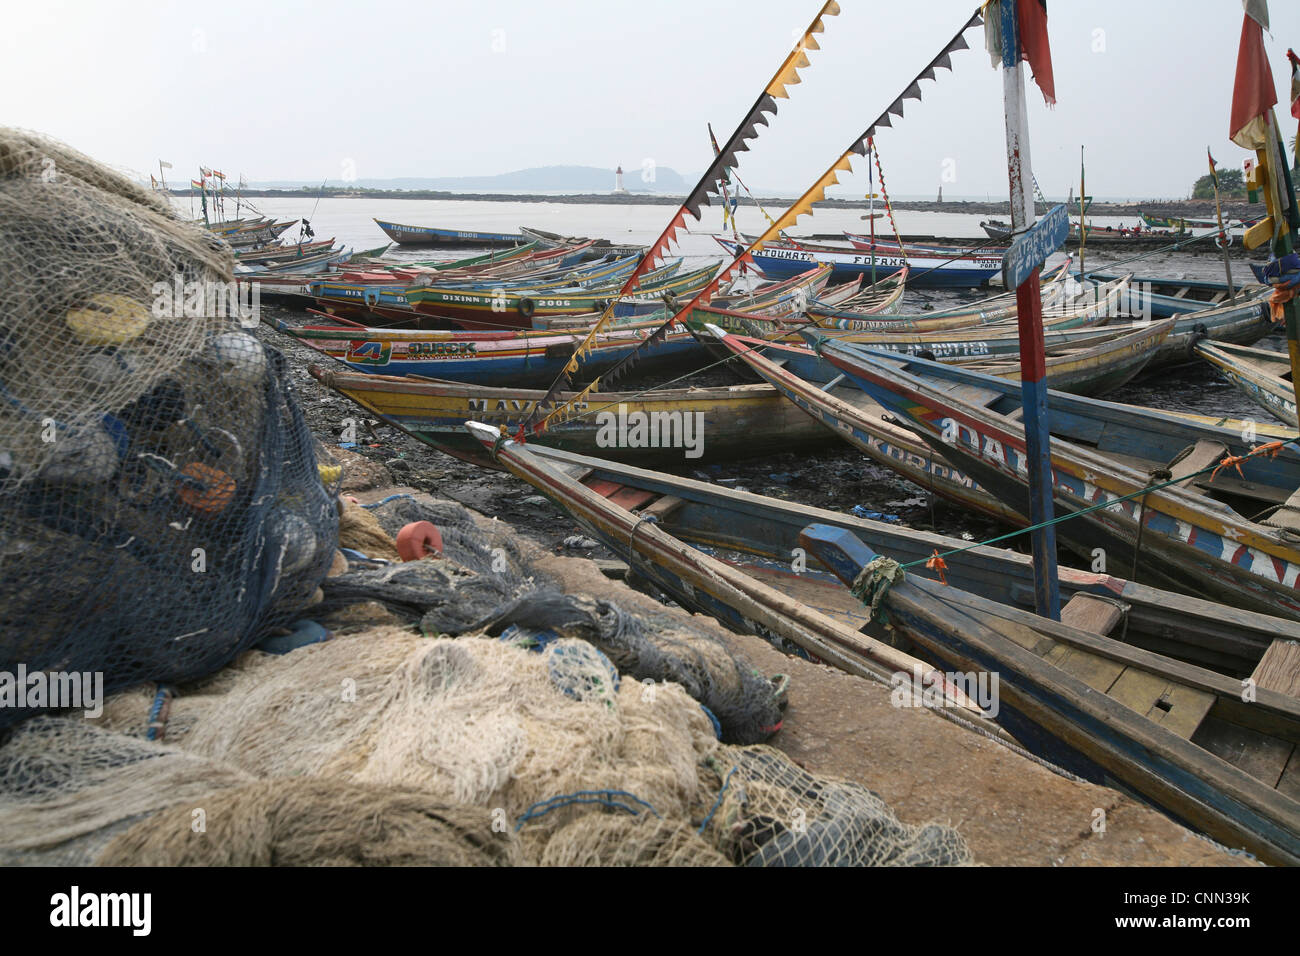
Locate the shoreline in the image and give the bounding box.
[168,188,1267,220]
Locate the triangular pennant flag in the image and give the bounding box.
[851,139,870,156]
[919,66,936,82]
[876,114,892,128]
[902,81,922,101]
[887,98,905,117]
[950,34,969,52]
[933,52,952,71]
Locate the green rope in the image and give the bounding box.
[898,435,1300,572]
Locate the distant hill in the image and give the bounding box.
[251,165,693,194]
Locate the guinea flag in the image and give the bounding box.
[1229,0,1276,149]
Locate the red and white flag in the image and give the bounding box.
[1230,0,1277,149]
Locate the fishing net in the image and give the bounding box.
[319,495,783,742]
[0,130,338,726]
[697,747,974,866]
[0,623,972,867]
[0,716,255,866]
[96,779,522,867]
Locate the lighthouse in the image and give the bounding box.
[613,165,628,195]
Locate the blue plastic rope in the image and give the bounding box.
[514,790,661,831]
[700,704,722,740]
[697,766,739,835]
[146,685,172,742]
[361,493,414,510]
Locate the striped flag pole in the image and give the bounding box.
[998,0,1059,620]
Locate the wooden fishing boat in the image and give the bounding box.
[1079,272,1269,319]
[349,243,395,261]
[1139,211,1263,231]
[705,312,1169,397]
[307,244,604,325]
[715,236,1000,289]
[221,219,297,246]
[312,370,833,466]
[802,259,1073,332]
[234,246,352,275]
[801,524,1300,867]
[812,342,1300,622]
[1195,341,1297,426]
[709,329,1300,544]
[234,238,336,262]
[842,232,1009,257]
[460,420,985,707]
[284,317,704,387]
[711,264,835,315]
[984,219,1185,248]
[445,436,1300,674]
[403,261,721,331]
[805,272,1126,335]
[425,253,649,293]
[203,217,266,233]
[373,220,524,247]
[519,226,645,258]
[420,241,542,270]
[1062,282,1273,368]
[807,269,906,317]
[949,319,1173,396]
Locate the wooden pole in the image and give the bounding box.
[1078,145,1086,278]
[1267,111,1300,419]
[1000,0,1060,620]
[1208,149,1237,303]
[868,139,877,285]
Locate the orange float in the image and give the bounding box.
[395,521,443,561]
[176,462,236,514]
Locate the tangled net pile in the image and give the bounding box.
[0,131,337,724]
[327,495,785,743]
[0,627,972,866]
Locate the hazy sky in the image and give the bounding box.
[4,1,1299,199]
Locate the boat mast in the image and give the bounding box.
[1207,147,1237,302]
[1078,145,1086,277]
[997,0,1060,620]
[868,138,877,285]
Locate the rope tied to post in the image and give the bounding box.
[1262,252,1300,322]
[849,555,905,624]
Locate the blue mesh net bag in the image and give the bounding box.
[0,130,338,725]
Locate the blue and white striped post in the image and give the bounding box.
[999,0,1060,619]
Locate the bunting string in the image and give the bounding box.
[519,0,844,434]
[530,6,986,435]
